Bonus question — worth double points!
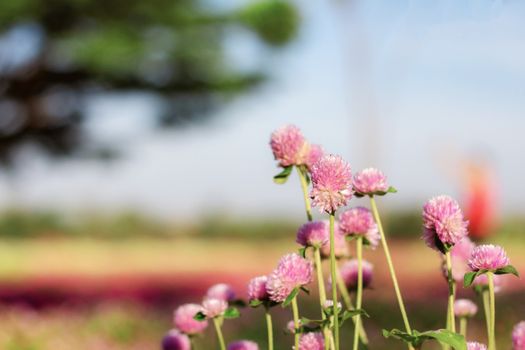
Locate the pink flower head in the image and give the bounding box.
[422,195,469,250]
[201,298,228,319]
[320,221,349,259]
[267,253,313,303]
[339,259,373,291]
[162,329,191,350]
[305,144,324,170]
[296,221,329,248]
[207,283,236,302]
[298,332,325,350]
[512,321,525,350]
[468,244,510,271]
[467,342,487,350]
[310,154,353,214]
[174,304,208,335]
[339,207,380,248]
[287,319,301,334]
[352,168,389,195]
[227,340,259,350]
[248,275,269,302]
[454,299,478,318]
[270,125,307,167]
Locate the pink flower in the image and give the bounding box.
[298,332,325,350]
[339,207,380,248]
[467,342,487,350]
[227,340,259,350]
[270,125,308,167]
[207,283,236,302]
[320,221,349,259]
[310,154,353,213]
[468,244,510,271]
[454,299,478,318]
[352,168,389,195]
[422,195,469,250]
[174,304,208,335]
[267,253,313,303]
[248,275,269,302]
[162,329,191,350]
[296,221,330,248]
[451,237,476,261]
[512,321,525,350]
[305,144,324,170]
[287,319,301,334]
[339,259,373,291]
[201,298,228,318]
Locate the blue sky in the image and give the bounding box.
[1,0,524,220]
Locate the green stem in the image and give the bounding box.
[352,237,364,350]
[370,196,413,350]
[488,272,496,350]
[291,296,300,350]
[297,167,313,221]
[445,251,456,333]
[459,317,467,338]
[336,265,369,345]
[329,214,340,350]
[265,310,274,350]
[314,247,332,350]
[213,318,226,350]
[482,290,491,346]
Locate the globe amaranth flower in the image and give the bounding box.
[296,221,330,248]
[299,332,325,350]
[248,275,269,302]
[227,340,259,350]
[339,207,380,248]
[512,321,525,350]
[468,244,510,271]
[201,298,228,319]
[352,168,389,195]
[207,283,236,302]
[467,342,487,350]
[454,299,478,318]
[267,253,313,303]
[270,125,308,167]
[162,330,191,350]
[305,144,324,170]
[287,319,301,334]
[310,154,353,214]
[174,304,208,335]
[320,221,349,259]
[339,259,373,291]
[422,195,469,251]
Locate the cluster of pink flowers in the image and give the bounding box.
[270,125,323,169]
[227,340,259,350]
[298,332,325,350]
[454,299,478,318]
[174,303,208,335]
[267,253,313,303]
[467,342,487,350]
[339,259,374,291]
[296,221,330,248]
[247,275,269,302]
[468,244,510,271]
[352,168,389,195]
[339,207,380,248]
[162,329,191,350]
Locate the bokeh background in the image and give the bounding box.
[0,0,524,349]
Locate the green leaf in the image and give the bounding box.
[300,286,310,295]
[382,329,418,345]
[464,271,480,288]
[418,330,466,350]
[193,311,206,321]
[339,309,369,326]
[223,307,240,319]
[298,247,307,258]
[249,299,263,308]
[387,186,397,193]
[495,265,520,277]
[282,287,299,308]
[273,166,293,184]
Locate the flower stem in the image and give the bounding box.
[336,265,369,345]
[213,318,226,350]
[488,272,496,350]
[314,247,332,350]
[352,236,364,350]
[370,196,413,350]
[291,296,301,350]
[482,289,491,346]
[329,214,340,350]
[459,317,467,338]
[297,166,313,221]
[445,251,456,334]
[265,310,274,350]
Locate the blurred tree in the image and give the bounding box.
[0,0,299,164]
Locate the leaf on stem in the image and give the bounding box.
[193,311,207,321]
[223,307,240,319]
[273,166,293,184]
[282,287,300,308]
[494,265,520,277]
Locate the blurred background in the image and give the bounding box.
[0,0,524,348]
